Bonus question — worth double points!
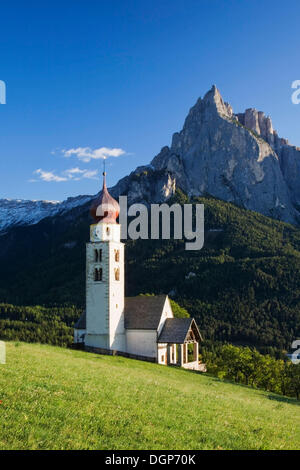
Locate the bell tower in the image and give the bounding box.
[84,171,126,352]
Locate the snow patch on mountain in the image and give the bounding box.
[0,195,93,232]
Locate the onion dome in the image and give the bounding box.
[90,172,120,224]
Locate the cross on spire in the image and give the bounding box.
[102,157,107,189]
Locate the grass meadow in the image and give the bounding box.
[0,342,299,450]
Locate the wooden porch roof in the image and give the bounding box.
[158,318,202,344]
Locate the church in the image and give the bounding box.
[74,172,202,370]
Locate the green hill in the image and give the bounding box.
[0,191,299,355]
[0,342,299,450]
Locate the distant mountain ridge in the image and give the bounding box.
[0,195,93,232]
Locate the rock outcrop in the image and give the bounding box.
[279,145,300,208]
[112,166,177,205]
[234,106,300,210]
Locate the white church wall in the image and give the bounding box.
[85,226,126,352]
[157,296,174,337]
[85,242,109,347]
[85,333,109,349]
[157,344,168,365]
[126,329,157,358]
[90,223,121,243]
[108,241,126,352]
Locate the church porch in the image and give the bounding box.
[157,317,203,371]
[161,341,199,371]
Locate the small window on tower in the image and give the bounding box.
[115,249,120,262]
[106,227,110,236]
[99,249,102,262]
[114,268,120,281]
[94,268,103,282]
[94,250,98,262]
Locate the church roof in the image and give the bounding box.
[74,311,86,329]
[74,296,168,331]
[124,295,167,330]
[158,318,202,343]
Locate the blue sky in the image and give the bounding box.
[0,0,299,201]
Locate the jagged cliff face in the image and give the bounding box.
[114,86,299,224]
[235,107,300,210]
[279,145,300,209]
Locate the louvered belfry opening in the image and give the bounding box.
[94,268,103,282]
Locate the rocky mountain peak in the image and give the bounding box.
[178,86,233,141]
[202,84,234,118]
[142,86,300,224]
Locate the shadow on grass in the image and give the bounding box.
[267,394,299,406]
[185,370,300,405]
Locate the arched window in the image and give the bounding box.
[114,268,120,281]
[94,250,98,262]
[106,227,110,236]
[94,268,98,281]
[99,249,102,262]
[98,268,103,281]
[114,249,120,262]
